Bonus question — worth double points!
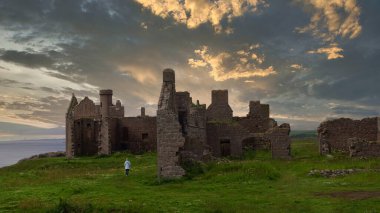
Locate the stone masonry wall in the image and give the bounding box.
[349,138,380,157]
[206,122,250,157]
[72,118,100,156]
[73,97,100,119]
[119,117,157,153]
[234,101,273,133]
[65,118,75,158]
[157,110,186,178]
[318,117,378,154]
[157,69,185,179]
[267,123,291,159]
[236,117,271,133]
[98,118,112,155]
[206,90,233,121]
[65,95,77,158]
[182,105,209,162]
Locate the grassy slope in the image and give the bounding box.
[0,139,379,212]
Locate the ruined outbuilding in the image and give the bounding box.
[317,117,380,157]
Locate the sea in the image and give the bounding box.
[0,139,65,168]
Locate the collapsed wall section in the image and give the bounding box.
[157,69,186,179]
[317,117,378,155]
[266,123,291,159]
[239,101,272,133]
[349,138,380,157]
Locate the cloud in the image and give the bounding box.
[0,121,64,141]
[296,0,362,42]
[188,45,276,81]
[296,0,362,60]
[307,44,344,60]
[0,50,54,68]
[134,0,268,33]
[0,0,379,134]
[329,104,379,117]
[290,64,303,70]
[188,58,208,68]
[117,65,159,85]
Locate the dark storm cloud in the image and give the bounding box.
[331,105,379,117]
[0,50,54,68]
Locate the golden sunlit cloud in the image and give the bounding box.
[134,0,268,33]
[290,64,303,70]
[296,0,361,60]
[296,0,362,42]
[118,65,158,84]
[188,45,276,81]
[308,44,344,60]
[188,58,208,68]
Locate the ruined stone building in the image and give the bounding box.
[66,68,292,179]
[156,69,291,179]
[317,117,380,157]
[66,90,156,157]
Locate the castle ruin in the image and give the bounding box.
[66,68,292,179]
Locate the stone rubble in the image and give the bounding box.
[308,168,380,178]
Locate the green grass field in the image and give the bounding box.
[1,139,380,212]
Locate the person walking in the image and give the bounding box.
[124,158,131,176]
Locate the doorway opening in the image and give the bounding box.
[220,139,231,157]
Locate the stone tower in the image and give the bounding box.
[157,69,186,179]
[206,90,233,121]
[65,94,78,158]
[100,89,113,118]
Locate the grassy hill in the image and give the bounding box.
[290,130,318,139]
[1,139,380,212]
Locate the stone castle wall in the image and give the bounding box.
[72,118,100,156]
[182,105,209,162]
[157,69,186,179]
[267,124,291,160]
[73,97,100,119]
[119,117,157,153]
[349,138,380,157]
[206,122,249,157]
[318,117,378,154]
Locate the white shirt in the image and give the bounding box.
[124,160,131,169]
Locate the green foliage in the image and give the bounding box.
[1,139,380,212]
[48,198,94,213]
[181,160,206,180]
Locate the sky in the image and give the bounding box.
[0,0,379,140]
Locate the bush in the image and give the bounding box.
[48,198,94,213]
[181,160,205,180]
